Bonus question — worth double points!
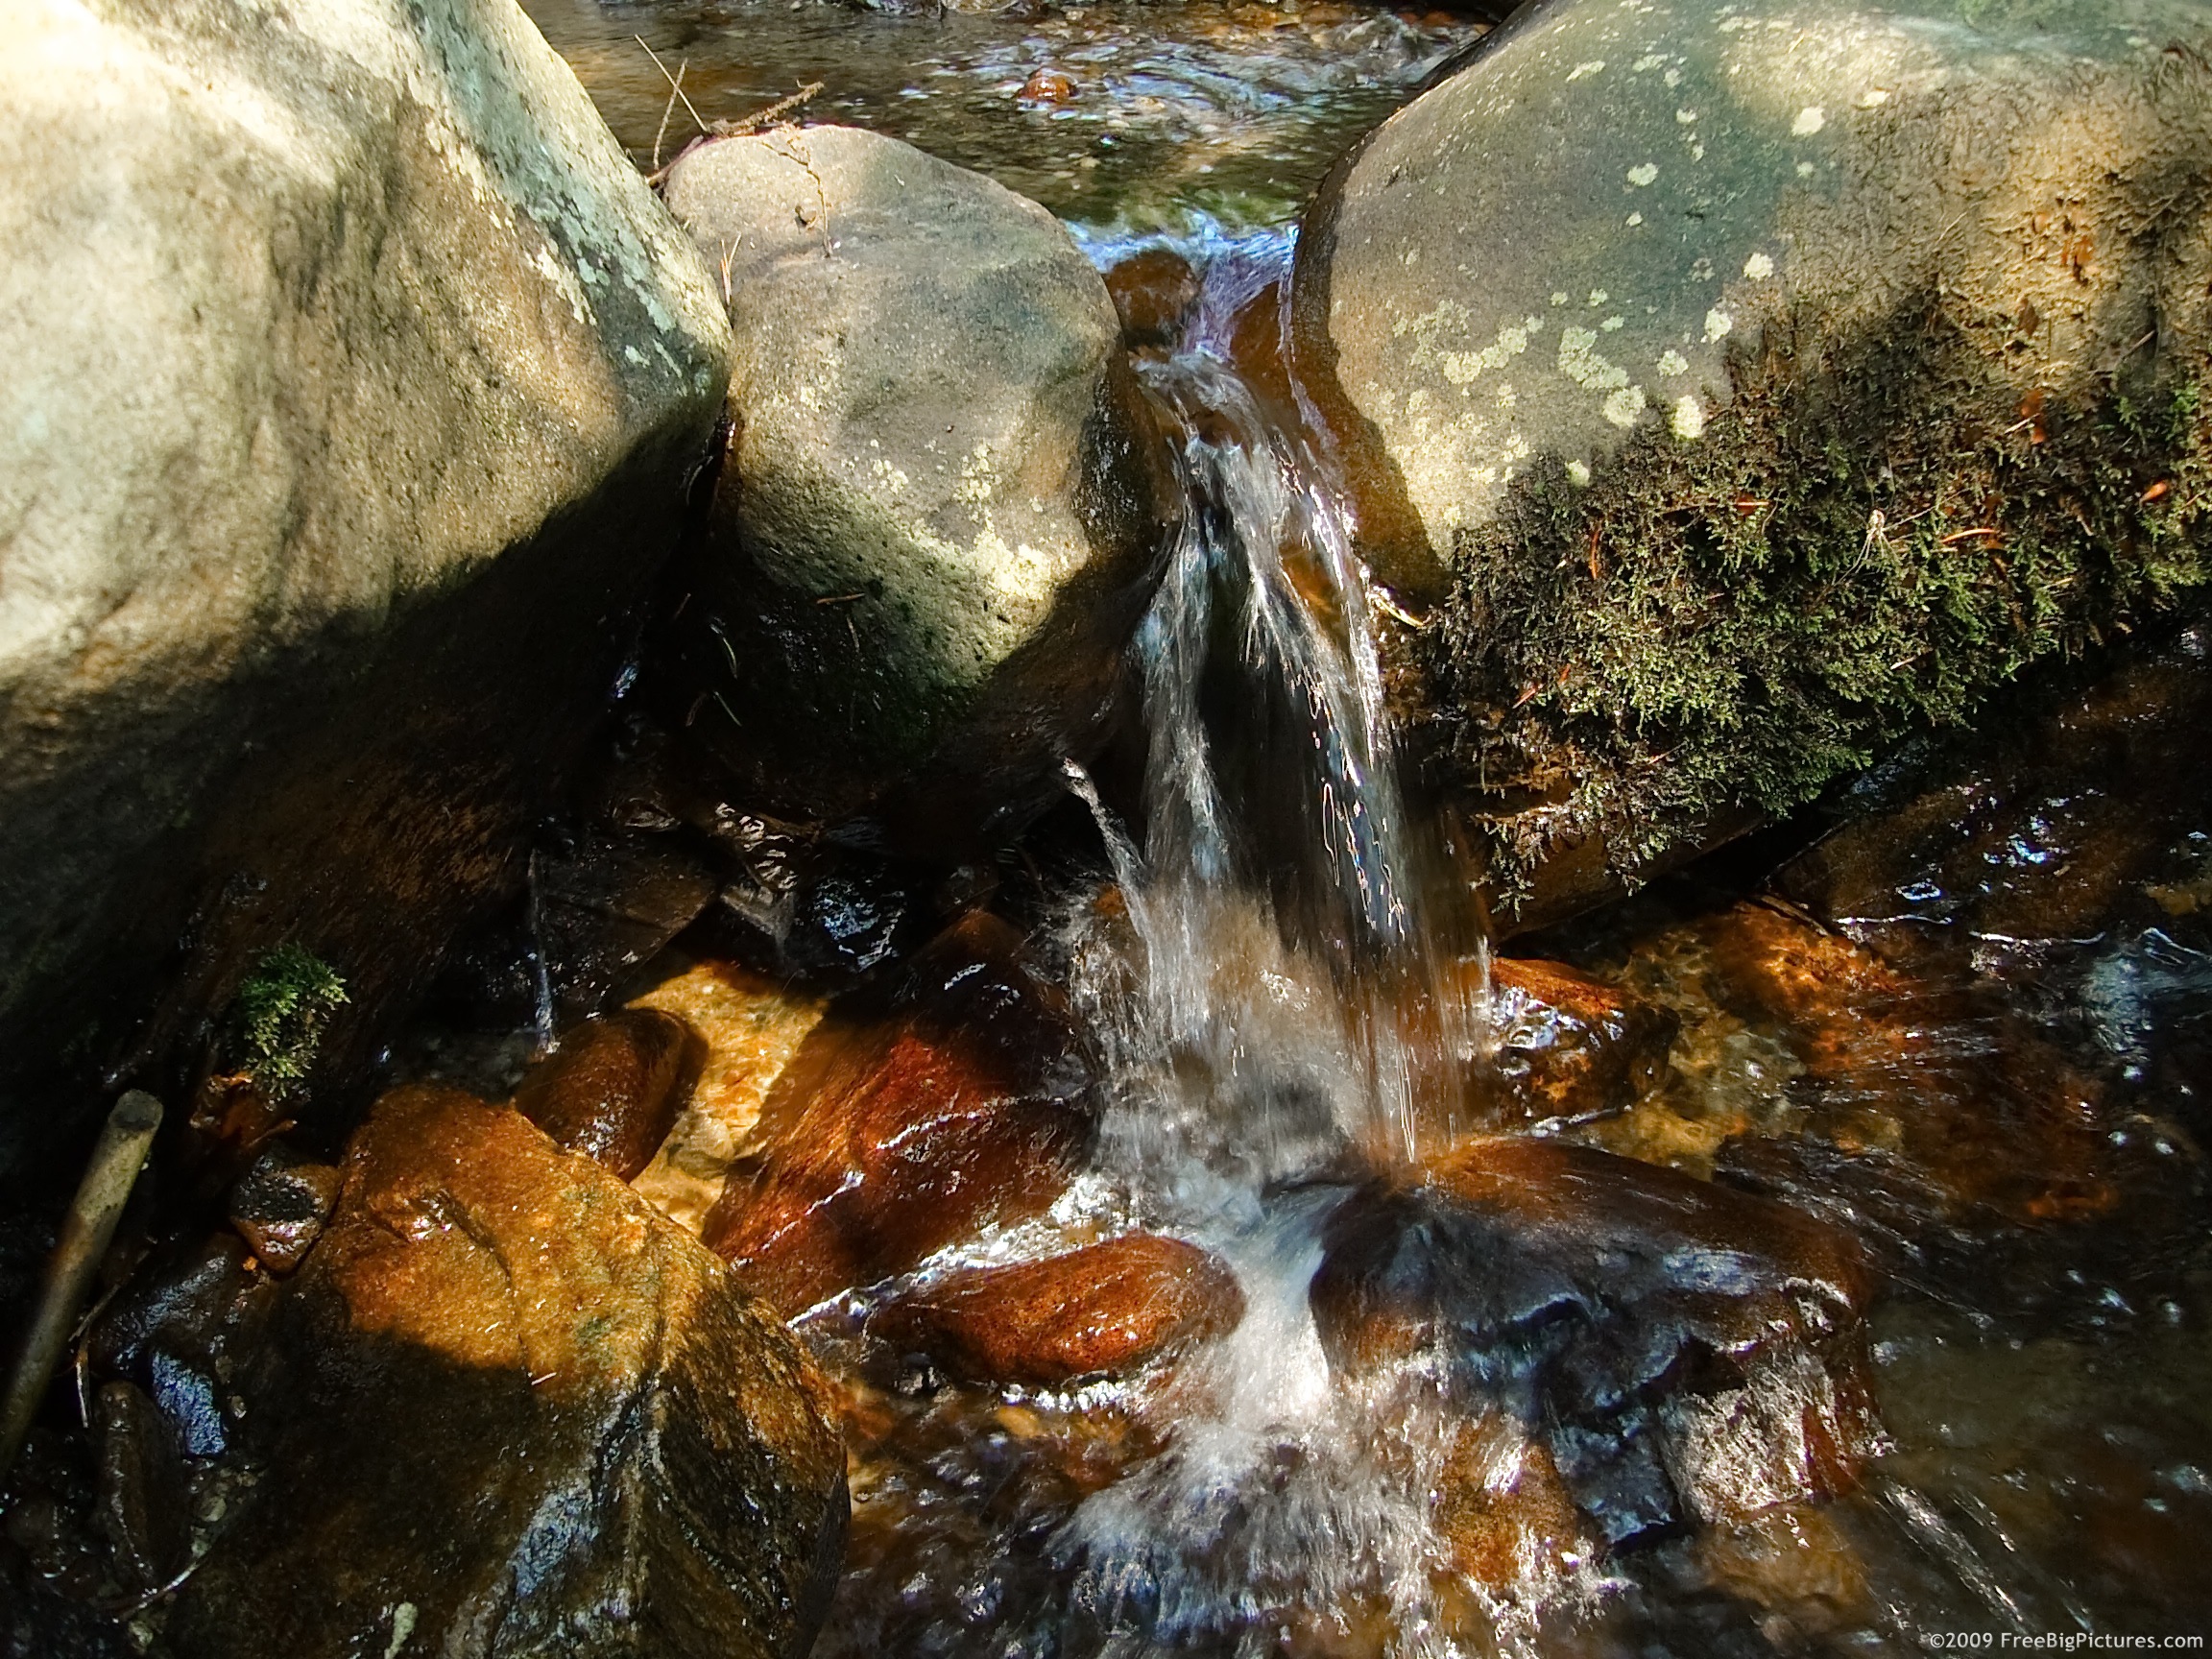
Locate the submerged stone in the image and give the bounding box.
[1485,955,1678,1123]
[703,914,1093,1315]
[164,1086,848,1659]
[1311,1138,1878,1549]
[1291,0,2212,925]
[658,125,1177,853]
[866,1235,1244,1386]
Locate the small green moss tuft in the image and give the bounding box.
[231,944,349,1093]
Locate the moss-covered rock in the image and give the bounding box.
[1290,0,2212,923]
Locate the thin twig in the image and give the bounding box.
[652,59,687,172]
[713,80,826,138]
[635,36,708,138]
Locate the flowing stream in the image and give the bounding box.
[517,12,2212,1648]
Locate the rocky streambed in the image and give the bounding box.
[4,1,2212,1656]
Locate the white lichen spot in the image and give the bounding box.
[1436,318,1542,385]
[1632,54,1667,71]
[1676,108,1698,124]
[1567,60,1607,81]
[385,1604,419,1659]
[1559,326,1631,395]
[870,457,911,492]
[1690,256,1715,280]
[1704,307,1733,343]
[1601,386,1648,427]
[1791,106,1826,136]
[1664,67,1682,87]
[1627,162,1659,187]
[1656,349,1689,376]
[1551,291,1571,306]
[1626,212,1644,227]
[1743,252,1774,280]
[1567,459,1594,486]
[1692,144,1706,160]
[623,346,646,367]
[1671,394,1706,439]
[1495,380,1518,410]
[1600,315,1625,332]
[1857,87,1889,108]
[1588,290,1609,306]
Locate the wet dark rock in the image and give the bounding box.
[1292,0,2212,927]
[87,1235,276,1462]
[90,1382,189,1598]
[1486,955,1677,1123]
[1776,641,2212,988]
[1105,249,1201,350]
[514,1008,699,1182]
[658,125,1176,854]
[165,1084,848,1659]
[226,1143,341,1274]
[0,0,733,1166]
[530,833,720,1024]
[866,1235,1243,1386]
[703,914,1093,1315]
[1312,1138,1878,1548]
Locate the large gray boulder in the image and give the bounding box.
[660,126,1174,851]
[1292,0,2212,926]
[0,0,732,1144]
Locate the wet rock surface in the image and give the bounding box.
[1485,955,1677,1124]
[514,1007,699,1182]
[0,0,733,1161]
[866,1234,1243,1387]
[657,124,1176,850]
[704,915,1093,1314]
[226,1144,342,1275]
[1292,0,2212,923]
[1313,1138,1879,1549]
[164,1085,848,1659]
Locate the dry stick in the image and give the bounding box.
[0,1092,163,1479]
[652,59,688,173]
[715,80,826,138]
[635,36,709,139]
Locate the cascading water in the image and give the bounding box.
[810,225,2212,1659]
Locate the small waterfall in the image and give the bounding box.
[1066,230,1484,1193]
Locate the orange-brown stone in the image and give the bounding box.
[866,1235,1244,1386]
[1485,955,1678,1122]
[703,914,1093,1315]
[167,1085,848,1659]
[513,1006,697,1180]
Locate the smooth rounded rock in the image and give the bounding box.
[659,125,1176,851]
[865,1234,1244,1386]
[0,0,733,1155]
[166,1085,849,1659]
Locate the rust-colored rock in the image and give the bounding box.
[1105,248,1200,349]
[1485,956,1677,1123]
[866,1235,1243,1386]
[1699,900,2121,1231]
[703,915,1093,1316]
[1312,1137,1877,1548]
[166,1085,848,1659]
[1433,1413,1585,1589]
[226,1142,342,1273]
[513,1007,698,1181]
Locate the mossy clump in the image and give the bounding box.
[230,944,349,1094]
[1427,292,2212,914]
